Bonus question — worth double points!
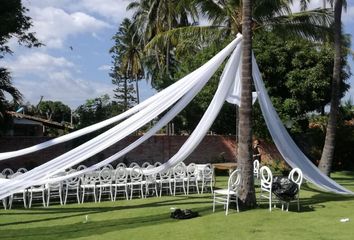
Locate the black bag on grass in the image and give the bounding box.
[272,177,299,202]
[170,209,199,219]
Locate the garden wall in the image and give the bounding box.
[0,135,281,170]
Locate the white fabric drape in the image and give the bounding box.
[0,35,243,199]
[252,54,353,195]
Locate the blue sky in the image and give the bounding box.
[0,0,353,109]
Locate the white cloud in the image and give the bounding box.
[3,52,74,76]
[98,64,111,71]
[28,7,111,48]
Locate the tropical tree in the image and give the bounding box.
[0,0,41,123]
[318,0,347,176]
[236,0,256,207]
[127,0,199,88]
[110,18,143,104]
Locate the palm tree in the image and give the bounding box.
[127,0,199,89]
[111,18,144,104]
[318,0,346,176]
[237,0,256,207]
[0,67,22,120]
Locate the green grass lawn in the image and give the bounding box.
[1,172,354,240]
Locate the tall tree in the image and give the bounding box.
[318,0,346,176]
[237,0,256,207]
[0,0,41,123]
[110,18,139,107]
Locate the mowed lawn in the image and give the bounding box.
[1,172,354,240]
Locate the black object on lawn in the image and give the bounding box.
[170,208,199,219]
[272,176,299,202]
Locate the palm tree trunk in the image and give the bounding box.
[237,0,256,207]
[318,0,343,176]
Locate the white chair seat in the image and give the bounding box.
[214,189,237,195]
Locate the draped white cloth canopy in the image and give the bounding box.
[0,33,352,200]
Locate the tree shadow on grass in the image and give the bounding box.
[0,205,213,240]
[0,195,212,227]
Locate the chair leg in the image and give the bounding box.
[42,191,46,207]
[81,188,85,204]
[236,196,239,212]
[212,193,216,212]
[47,189,51,207]
[226,195,230,215]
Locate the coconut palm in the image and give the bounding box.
[318,0,347,176]
[237,0,256,207]
[0,68,22,120]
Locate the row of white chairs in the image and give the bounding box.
[2,162,214,209]
[1,167,28,178]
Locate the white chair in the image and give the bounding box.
[186,163,199,194]
[259,166,273,211]
[253,160,260,179]
[7,172,27,209]
[81,171,99,203]
[201,164,214,193]
[157,169,173,196]
[97,168,113,202]
[17,167,28,173]
[112,167,129,200]
[2,168,14,178]
[213,169,241,215]
[283,168,303,211]
[144,166,158,197]
[173,163,186,195]
[46,172,66,206]
[128,166,145,199]
[28,184,46,208]
[64,169,81,204]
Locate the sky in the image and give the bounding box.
[1,0,354,110]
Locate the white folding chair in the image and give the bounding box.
[97,168,113,202]
[173,163,186,195]
[283,168,303,211]
[112,167,129,200]
[213,169,241,215]
[64,169,81,204]
[28,184,46,208]
[253,160,260,179]
[186,163,199,194]
[128,166,145,199]
[157,169,173,196]
[201,164,214,193]
[46,172,66,206]
[7,172,27,209]
[144,166,158,197]
[81,171,99,203]
[259,166,273,211]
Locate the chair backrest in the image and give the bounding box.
[130,166,143,182]
[17,167,28,173]
[99,168,112,184]
[114,167,128,184]
[141,162,151,168]
[288,168,303,189]
[2,168,14,177]
[76,165,87,171]
[228,169,241,192]
[173,163,186,179]
[186,163,198,178]
[129,162,139,168]
[253,160,260,173]
[104,164,114,170]
[154,162,162,167]
[66,169,80,187]
[48,172,66,188]
[159,169,171,180]
[260,166,273,191]
[82,171,99,185]
[116,163,127,169]
[202,164,213,179]
[145,165,157,182]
